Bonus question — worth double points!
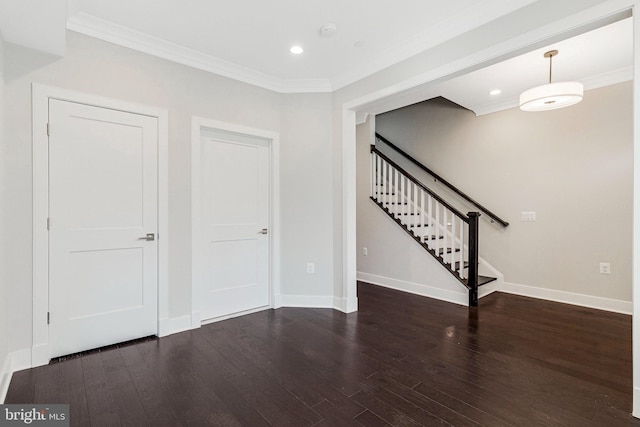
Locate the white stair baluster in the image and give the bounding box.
[369,153,376,197]
[413,182,420,236]
[376,155,381,201]
[420,190,425,244]
[442,209,448,264]
[434,201,440,256]
[407,180,412,230]
[394,169,400,215]
[427,195,433,249]
[382,159,387,207]
[459,217,465,278]
[451,213,456,267]
[370,152,375,199]
[404,176,408,220]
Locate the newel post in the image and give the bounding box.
[467,212,480,307]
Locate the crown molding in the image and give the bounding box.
[66,13,332,94]
[582,65,633,91]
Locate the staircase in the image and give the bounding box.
[370,135,508,307]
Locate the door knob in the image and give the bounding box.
[138,233,155,241]
[258,228,268,235]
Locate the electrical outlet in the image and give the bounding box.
[363,247,368,256]
[599,262,611,274]
[306,262,315,274]
[521,211,536,222]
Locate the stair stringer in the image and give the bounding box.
[361,198,471,306]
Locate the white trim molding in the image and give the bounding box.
[333,297,358,313]
[634,387,640,419]
[279,295,335,308]
[67,13,331,94]
[31,84,170,367]
[358,272,469,306]
[158,315,197,338]
[0,353,11,403]
[190,117,281,327]
[0,349,33,403]
[501,282,633,315]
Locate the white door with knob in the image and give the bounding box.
[197,128,270,321]
[48,99,159,358]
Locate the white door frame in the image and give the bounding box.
[32,84,169,367]
[191,117,280,327]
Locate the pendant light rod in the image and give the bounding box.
[544,50,558,84]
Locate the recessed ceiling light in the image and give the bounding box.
[290,45,304,55]
[489,89,502,96]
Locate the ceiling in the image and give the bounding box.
[0,1,632,115]
[63,0,537,92]
[440,17,633,115]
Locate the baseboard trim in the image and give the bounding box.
[634,387,640,419]
[201,305,271,326]
[191,311,201,329]
[279,295,334,308]
[11,349,32,373]
[0,353,11,403]
[500,282,632,315]
[333,296,358,313]
[159,314,197,337]
[358,272,468,306]
[31,344,49,368]
[273,294,283,309]
[478,281,499,299]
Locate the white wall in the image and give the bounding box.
[374,83,632,304]
[0,31,10,400]
[2,31,334,354]
[279,93,334,303]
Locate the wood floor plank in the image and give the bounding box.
[5,282,639,426]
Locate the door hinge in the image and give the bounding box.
[47,312,50,325]
[46,217,50,230]
[46,123,50,137]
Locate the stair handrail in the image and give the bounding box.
[370,146,482,306]
[375,132,509,227]
[371,146,468,222]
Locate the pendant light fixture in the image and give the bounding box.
[519,50,583,112]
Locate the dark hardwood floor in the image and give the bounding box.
[6,282,639,426]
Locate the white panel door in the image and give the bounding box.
[48,99,158,358]
[200,130,270,320]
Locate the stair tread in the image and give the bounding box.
[422,235,444,240]
[453,261,469,269]
[372,194,498,303]
[438,248,461,255]
[478,275,497,286]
